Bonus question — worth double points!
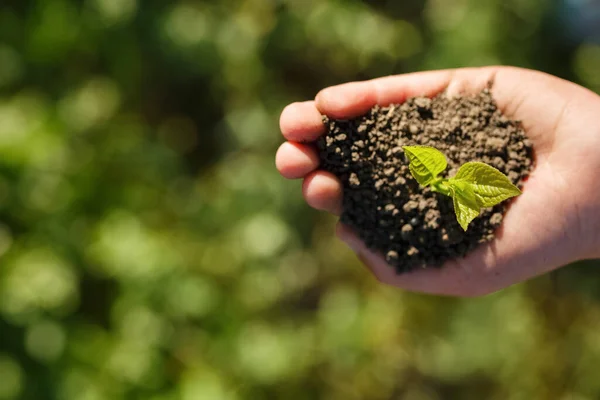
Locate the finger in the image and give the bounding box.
[302,171,342,215]
[276,142,320,179]
[445,68,498,97]
[280,101,325,143]
[315,66,533,119]
[314,65,562,154]
[315,70,457,119]
[335,223,495,297]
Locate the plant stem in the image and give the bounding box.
[430,178,451,197]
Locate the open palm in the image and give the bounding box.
[276,67,600,296]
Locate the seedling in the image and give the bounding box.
[403,145,522,231]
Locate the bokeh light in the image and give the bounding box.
[0,355,23,399]
[0,0,599,399]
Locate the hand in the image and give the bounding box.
[276,67,600,297]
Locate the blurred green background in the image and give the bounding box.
[1,0,600,399]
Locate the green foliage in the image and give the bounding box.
[402,145,448,186]
[449,182,481,231]
[403,146,521,230]
[452,162,523,206]
[0,1,598,400]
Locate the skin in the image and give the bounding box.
[276,67,600,297]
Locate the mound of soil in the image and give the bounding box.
[317,87,534,273]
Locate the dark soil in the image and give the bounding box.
[317,87,534,273]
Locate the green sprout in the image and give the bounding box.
[403,145,522,231]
